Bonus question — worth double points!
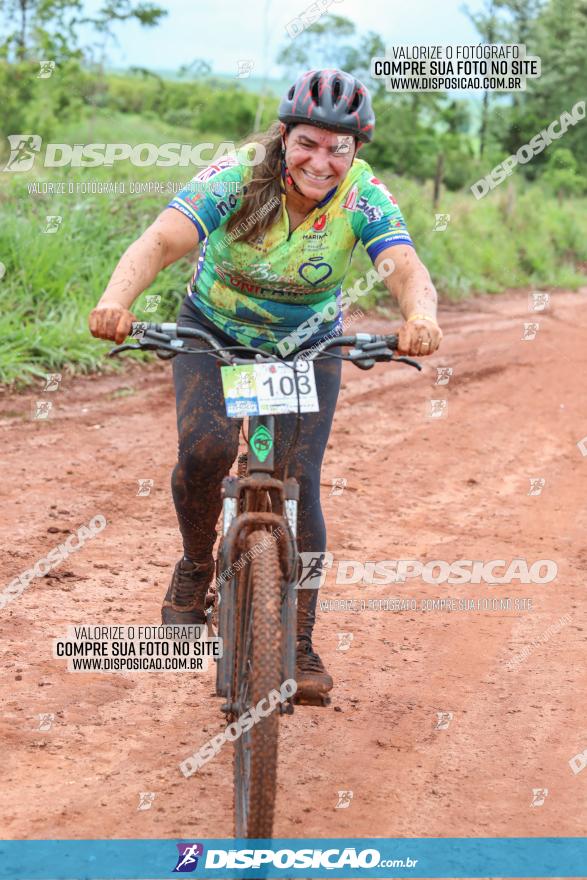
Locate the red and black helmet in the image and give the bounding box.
[278,68,375,143]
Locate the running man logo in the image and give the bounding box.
[296,551,334,590]
[173,843,204,873]
[143,295,161,313]
[529,292,550,312]
[435,366,453,386]
[43,215,63,234]
[37,61,56,79]
[334,135,353,155]
[336,632,354,652]
[3,135,42,172]
[522,322,539,341]
[38,713,54,731]
[130,322,149,340]
[531,788,548,807]
[236,59,254,78]
[43,373,62,392]
[33,400,53,420]
[137,479,154,497]
[137,791,155,811]
[335,790,353,809]
[435,711,453,730]
[528,478,545,496]
[433,213,451,232]
[429,399,448,419]
[330,477,347,496]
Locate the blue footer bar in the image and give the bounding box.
[0,838,585,879]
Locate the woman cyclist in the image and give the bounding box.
[89,68,442,703]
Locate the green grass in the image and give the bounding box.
[344,176,587,305]
[1,110,586,387]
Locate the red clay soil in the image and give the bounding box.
[1,289,586,880]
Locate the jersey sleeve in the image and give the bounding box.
[350,172,414,261]
[167,156,245,241]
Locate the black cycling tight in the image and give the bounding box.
[170,298,342,578]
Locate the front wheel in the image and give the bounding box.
[233,528,283,838]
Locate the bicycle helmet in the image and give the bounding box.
[278,68,375,143]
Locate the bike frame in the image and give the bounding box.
[107,321,422,837]
[108,323,420,717]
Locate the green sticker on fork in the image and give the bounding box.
[250,424,273,463]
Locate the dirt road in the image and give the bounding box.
[1,290,586,873]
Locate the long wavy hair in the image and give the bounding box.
[226,122,285,243]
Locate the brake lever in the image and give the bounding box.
[348,340,422,371]
[393,355,422,370]
[108,343,142,357]
[352,353,422,371]
[109,338,185,358]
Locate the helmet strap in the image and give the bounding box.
[280,152,315,199]
[281,134,319,202]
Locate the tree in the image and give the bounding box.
[501,0,587,175]
[495,0,544,44]
[541,147,587,197]
[277,15,356,76]
[339,30,385,89]
[462,0,506,156]
[0,0,167,63]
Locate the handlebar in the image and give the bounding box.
[108,322,422,371]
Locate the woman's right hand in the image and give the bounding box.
[88,303,136,344]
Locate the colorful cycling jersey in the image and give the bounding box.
[167,150,414,353]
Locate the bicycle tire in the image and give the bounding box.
[233,528,282,838]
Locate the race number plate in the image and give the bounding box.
[220,360,319,418]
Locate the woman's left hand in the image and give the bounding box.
[397,317,443,357]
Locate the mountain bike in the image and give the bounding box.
[109,321,421,838]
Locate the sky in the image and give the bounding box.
[83,0,486,78]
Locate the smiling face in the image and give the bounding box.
[280,123,359,201]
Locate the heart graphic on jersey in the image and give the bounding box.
[298,260,332,286]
